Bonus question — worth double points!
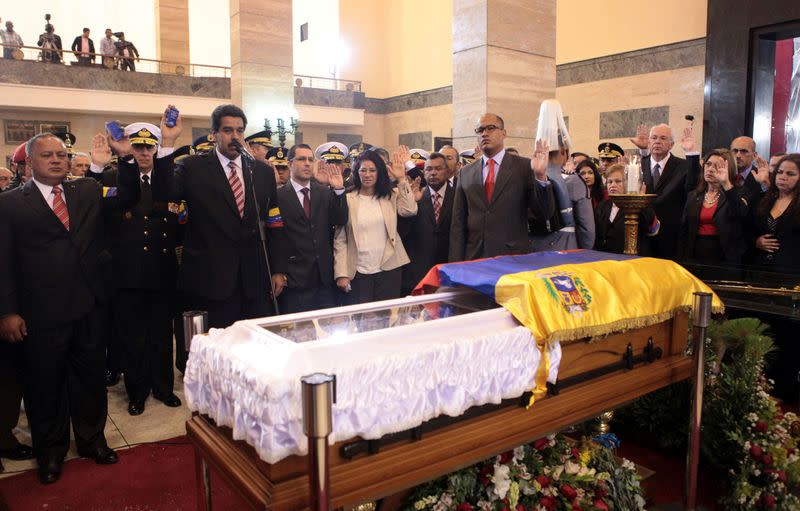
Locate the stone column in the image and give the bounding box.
[230,0,295,142]
[452,0,556,152]
[155,0,190,75]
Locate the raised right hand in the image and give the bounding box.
[0,314,27,343]
[630,123,649,150]
[91,133,112,167]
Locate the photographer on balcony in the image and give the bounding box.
[37,20,63,64]
[114,32,139,71]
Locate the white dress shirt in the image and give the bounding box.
[290,178,311,206]
[651,153,671,177]
[32,177,65,209]
[216,148,244,185]
[481,149,506,183]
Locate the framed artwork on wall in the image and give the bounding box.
[4,120,36,144]
[38,122,71,135]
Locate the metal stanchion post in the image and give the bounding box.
[302,373,336,511]
[182,310,208,355]
[685,292,712,511]
[183,311,211,510]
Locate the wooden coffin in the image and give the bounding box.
[187,310,689,511]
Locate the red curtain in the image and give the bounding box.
[770,39,794,154]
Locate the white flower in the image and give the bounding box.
[492,464,511,499]
[635,494,646,510]
[622,458,637,471]
[477,500,492,511]
[565,460,581,475]
[513,446,526,461]
[551,465,564,480]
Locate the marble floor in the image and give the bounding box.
[0,367,190,478]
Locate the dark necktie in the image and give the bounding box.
[139,174,153,211]
[652,163,661,187]
[735,173,744,187]
[485,158,496,202]
[301,187,311,219]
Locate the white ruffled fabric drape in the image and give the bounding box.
[184,311,561,464]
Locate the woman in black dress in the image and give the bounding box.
[752,153,800,273]
[576,159,605,209]
[593,165,659,254]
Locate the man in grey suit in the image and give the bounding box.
[449,113,555,262]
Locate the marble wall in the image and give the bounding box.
[0,59,229,99]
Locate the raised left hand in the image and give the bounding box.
[411,176,424,202]
[159,104,183,147]
[681,125,695,153]
[530,139,550,180]
[272,273,287,297]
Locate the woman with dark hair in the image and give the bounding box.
[594,164,659,254]
[679,148,750,265]
[576,159,605,208]
[334,149,418,304]
[751,153,800,272]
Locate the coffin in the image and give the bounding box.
[185,288,691,510]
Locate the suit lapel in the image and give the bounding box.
[281,183,307,223]
[208,153,240,219]
[655,154,677,193]
[489,153,514,204]
[310,183,324,222]
[21,180,66,231]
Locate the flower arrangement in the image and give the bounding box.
[723,378,800,510]
[404,434,645,511]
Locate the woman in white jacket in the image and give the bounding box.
[334,149,418,304]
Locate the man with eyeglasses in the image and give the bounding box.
[638,123,701,259]
[276,144,347,313]
[730,136,770,204]
[449,113,554,262]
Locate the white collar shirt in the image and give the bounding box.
[481,149,506,183]
[290,177,312,206]
[651,152,671,174]
[32,176,65,209]
[216,148,244,185]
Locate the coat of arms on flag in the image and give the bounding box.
[539,271,591,315]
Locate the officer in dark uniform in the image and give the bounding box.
[597,142,625,176]
[245,130,274,163]
[103,122,182,416]
[267,146,291,186]
[169,145,192,374]
[192,134,215,156]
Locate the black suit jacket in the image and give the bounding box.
[593,199,657,255]
[402,184,455,292]
[103,161,181,290]
[0,172,140,327]
[70,36,96,60]
[449,153,555,261]
[679,187,750,264]
[642,153,700,259]
[151,151,288,302]
[277,181,347,290]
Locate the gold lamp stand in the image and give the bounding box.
[607,194,657,255]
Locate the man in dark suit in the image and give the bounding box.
[0,133,140,483]
[102,122,182,416]
[449,113,554,262]
[730,136,770,203]
[70,28,95,65]
[640,123,699,260]
[276,144,347,313]
[402,152,455,294]
[151,104,288,328]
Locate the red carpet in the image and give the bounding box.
[0,434,724,510]
[0,438,249,511]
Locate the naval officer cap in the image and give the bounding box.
[54,132,77,154]
[192,134,215,154]
[267,146,289,167]
[459,148,477,165]
[348,142,373,159]
[598,142,624,159]
[125,122,161,146]
[315,142,348,162]
[172,144,194,163]
[245,130,273,149]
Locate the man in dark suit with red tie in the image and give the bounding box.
[449,113,554,262]
[276,144,347,313]
[401,152,455,295]
[0,133,140,483]
[151,104,288,328]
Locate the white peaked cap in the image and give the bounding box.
[535,99,572,150]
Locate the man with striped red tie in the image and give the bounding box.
[151,104,289,328]
[0,132,141,483]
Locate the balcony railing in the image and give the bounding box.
[1,44,230,78]
[294,74,362,92]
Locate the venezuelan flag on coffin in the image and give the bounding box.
[414,250,724,344]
